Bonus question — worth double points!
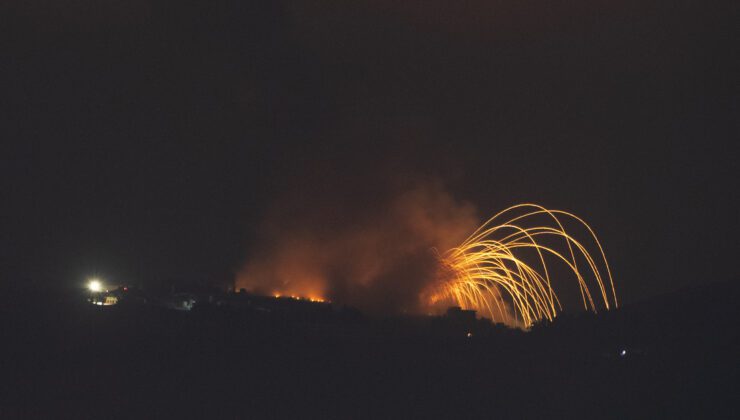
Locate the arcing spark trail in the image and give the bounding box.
[429,204,617,327]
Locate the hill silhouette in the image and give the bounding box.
[1,280,737,418]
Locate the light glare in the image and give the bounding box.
[88,279,102,292]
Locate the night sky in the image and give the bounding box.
[2,0,737,305]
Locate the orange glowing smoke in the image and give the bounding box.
[235,183,479,315]
[236,184,617,327]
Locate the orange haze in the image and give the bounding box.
[236,182,480,316]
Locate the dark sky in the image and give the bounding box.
[1,0,738,303]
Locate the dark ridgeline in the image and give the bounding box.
[1,279,736,418]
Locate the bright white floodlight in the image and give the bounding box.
[88,279,102,292]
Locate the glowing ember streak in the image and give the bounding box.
[429,204,617,328]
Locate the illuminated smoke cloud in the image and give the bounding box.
[235,182,480,316]
[236,184,618,328]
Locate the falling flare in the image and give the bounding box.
[428,204,618,328]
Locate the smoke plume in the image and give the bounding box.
[236,181,480,316]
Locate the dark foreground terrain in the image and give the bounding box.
[1,281,737,419]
